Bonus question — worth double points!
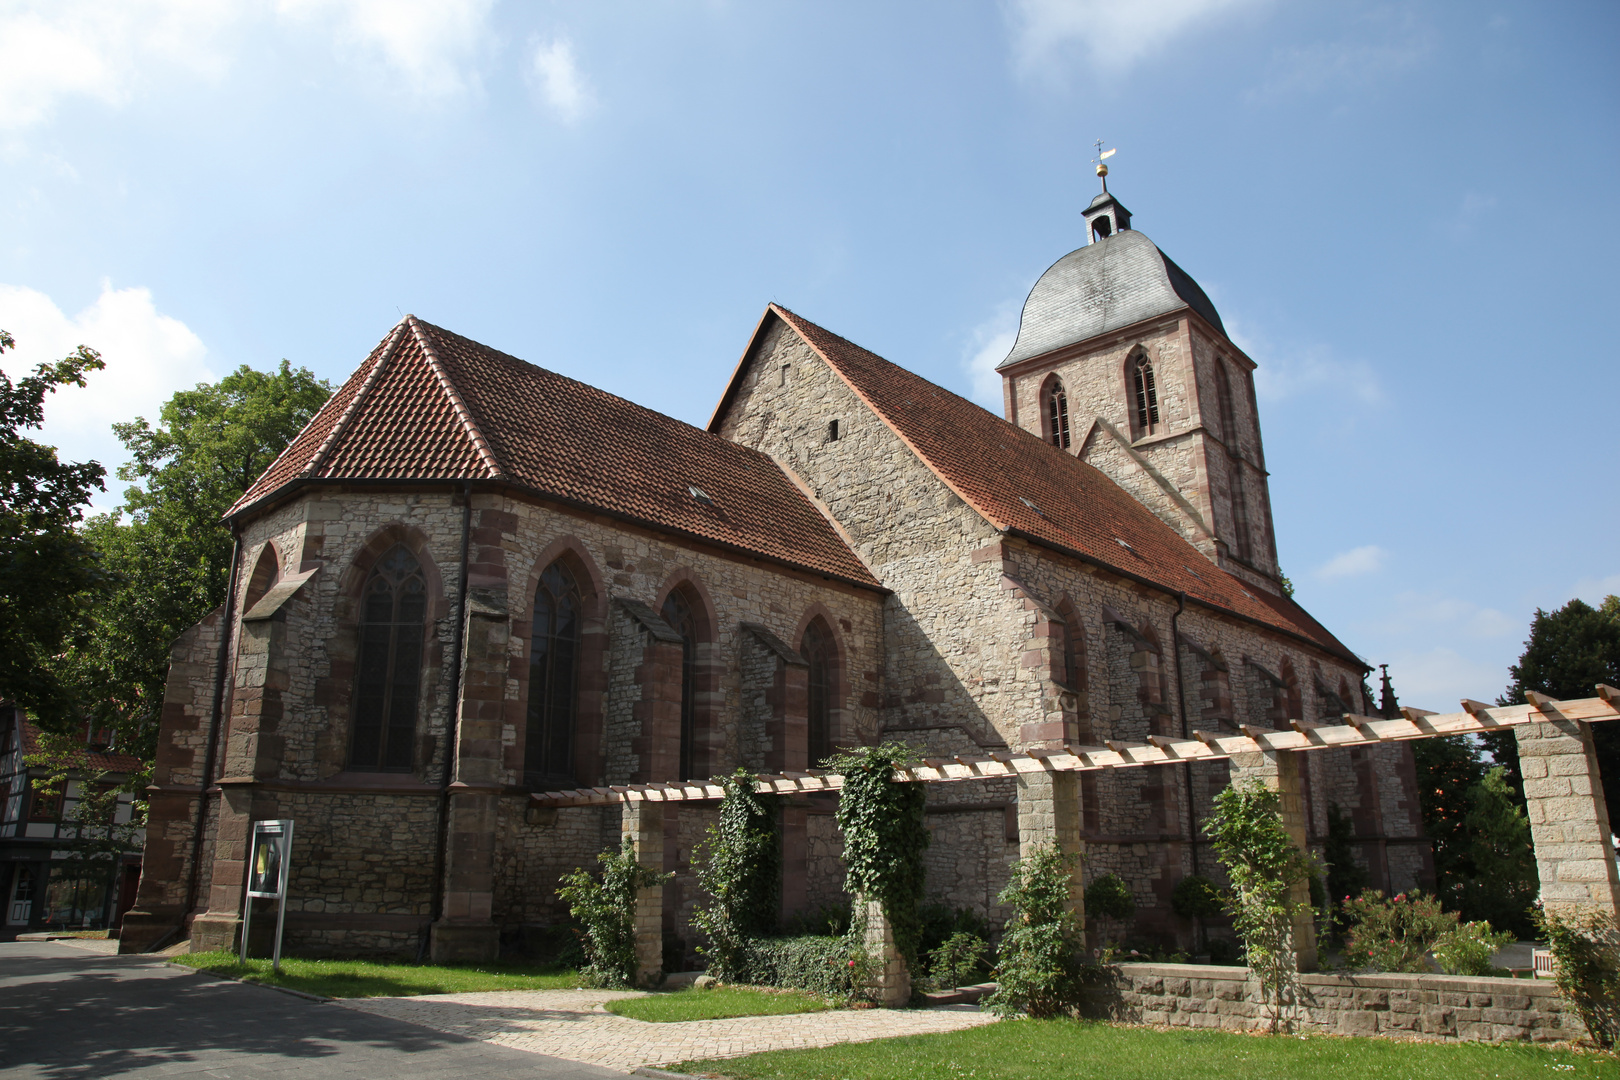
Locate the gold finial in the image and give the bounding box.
[1092,139,1116,193]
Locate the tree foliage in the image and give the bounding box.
[0,331,108,726]
[1205,779,1316,1033]
[67,361,329,758]
[692,768,781,979]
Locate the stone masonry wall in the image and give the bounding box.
[1086,962,1586,1044]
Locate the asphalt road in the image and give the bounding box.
[0,942,625,1080]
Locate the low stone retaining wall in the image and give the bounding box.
[1082,962,1586,1044]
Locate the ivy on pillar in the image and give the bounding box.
[621,798,666,987]
[1515,703,1620,920]
[1228,749,1317,971]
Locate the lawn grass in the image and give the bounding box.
[674,1018,1618,1079]
[176,950,581,998]
[607,986,835,1022]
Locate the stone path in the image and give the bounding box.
[342,989,999,1070]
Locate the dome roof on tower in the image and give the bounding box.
[997,229,1225,369]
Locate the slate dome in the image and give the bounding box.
[998,229,1225,369]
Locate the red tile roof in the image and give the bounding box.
[733,305,1358,663]
[231,317,880,589]
[16,719,143,775]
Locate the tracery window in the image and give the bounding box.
[802,619,834,768]
[1045,379,1071,449]
[661,588,698,780]
[350,545,427,771]
[526,560,582,786]
[1133,358,1160,434]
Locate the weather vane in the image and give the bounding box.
[1092,139,1116,194]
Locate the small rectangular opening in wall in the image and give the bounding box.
[779,364,790,387]
[826,419,839,442]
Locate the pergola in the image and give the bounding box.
[530,689,1620,1000]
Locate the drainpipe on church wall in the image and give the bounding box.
[426,480,474,958]
[1170,591,1199,880]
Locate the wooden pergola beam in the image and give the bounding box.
[527,692,1620,809]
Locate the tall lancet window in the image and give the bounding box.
[802,619,834,768]
[1045,379,1071,449]
[1133,359,1160,434]
[351,545,426,771]
[661,589,698,780]
[526,561,582,786]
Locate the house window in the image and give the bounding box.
[827,419,840,442]
[1045,379,1071,449]
[1133,359,1160,433]
[526,560,582,786]
[802,619,834,768]
[28,787,62,823]
[350,545,427,771]
[661,589,698,780]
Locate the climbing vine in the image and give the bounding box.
[827,742,930,970]
[692,768,781,980]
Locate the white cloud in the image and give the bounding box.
[1383,646,1506,713]
[1369,590,1517,641]
[0,0,234,129]
[1317,544,1385,580]
[1227,318,1382,406]
[1570,573,1620,606]
[0,282,212,508]
[1248,21,1430,102]
[961,301,1021,411]
[275,0,496,100]
[1006,0,1266,77]
[528,37,591,123]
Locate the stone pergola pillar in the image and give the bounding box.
[1017,770,1085,925]
[622,799,665,987]
[1229,749,1317,972]
[857,896,910,1006]
[1516,709,1620,919]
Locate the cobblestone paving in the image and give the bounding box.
[341,989,998,1070]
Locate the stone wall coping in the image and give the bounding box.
[1110,961,1561,998]
[739,622,807,666]
[241,566,320,622]
[616,597,684,644]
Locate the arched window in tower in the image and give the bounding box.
[1132,358,1160,434]
[1092,216,1112,241]
[802,619,835,768]
[1229,462,1254,563]
[526,560,582,786]
[1215,360,1238,445]
[661,588,698,780]
[350,544,427,771]
[1044,378,1071,449]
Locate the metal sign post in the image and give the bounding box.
[239,819,294,972]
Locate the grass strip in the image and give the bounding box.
[674,1017,1616,1079]
[607,986,835,1022]
[175,950,581,998]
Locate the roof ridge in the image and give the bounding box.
[304,321,407,479]
[406,315,504,480]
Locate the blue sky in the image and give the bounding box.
[1,0,1615,711]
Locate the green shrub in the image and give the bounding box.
[555,838,671,988]
[1536,906,1620,1049]
[692,769,781,981]
[731,934,860,998]
[1171,875,1224,921]
[926,931,989,991]
[1342,890,1457,973]
[1206,938,1241,965]
[986,843,1086,1018]
[1432,919,1514,977]
[784,901,851,938]
[919,902,991,960]
[1085,873,1135,922]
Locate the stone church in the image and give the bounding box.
[121,187,1431,962]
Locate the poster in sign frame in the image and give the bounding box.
[239,819,294,971]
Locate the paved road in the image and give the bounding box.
[0,942,624,1080]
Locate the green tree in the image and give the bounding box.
[0,331,108,726]
[69,361,329,758]
[1490,596,1620,819]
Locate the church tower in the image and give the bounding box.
[996,176,1283,594]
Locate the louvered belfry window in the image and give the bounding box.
[526,561,582,786]
[1133,360,1160,432]
[1046,381,1071,449]
[351,545,426,771]
[802,619,834,768]
[661,589,698,780]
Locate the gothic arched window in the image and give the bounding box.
[1132,358,1160,434]
[1044,379,1071,450]
[526,560,583,786]
[661,588,698,780]
[351,545,427,771]
[1214,360,1238,445]
[802,619,835,768]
